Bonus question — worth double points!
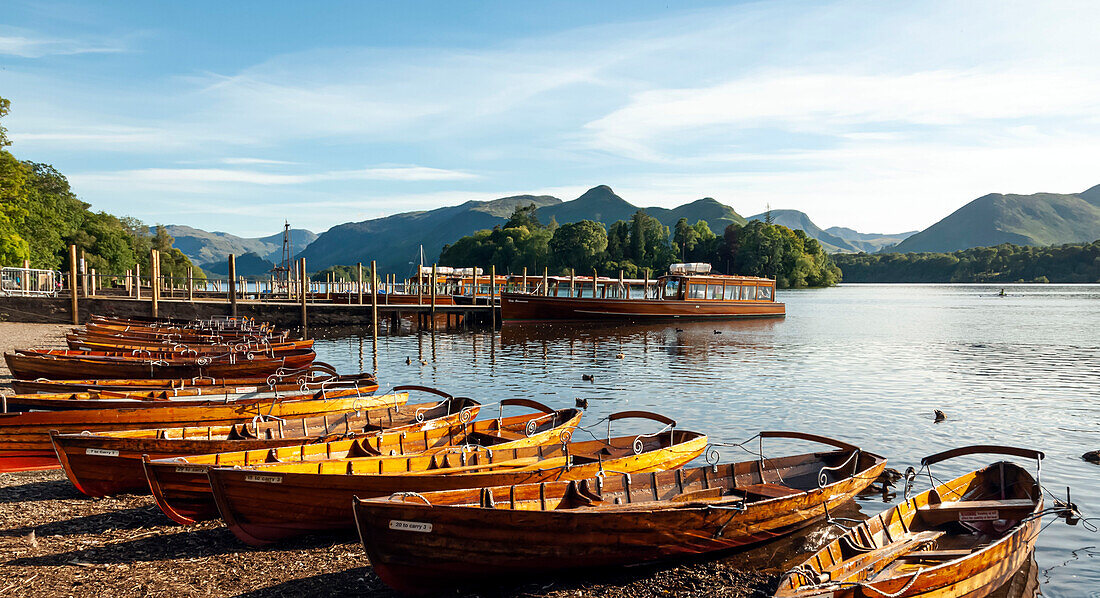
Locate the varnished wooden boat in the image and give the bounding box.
[4,348,315,379]
[501,266,784,323]
[143,399,582,525]
[0,391,405,473]
[775,446,1045,598]
[351,431,884,594]
[66,335,314,355]
[209,411,705,545]
[9,363,371,395]
[50,388,475,497]
[3,377,379,411]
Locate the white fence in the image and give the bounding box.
[1,267,61,297]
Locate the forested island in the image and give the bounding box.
[439,204,840,288]
[834,241,1100,283]
[0,96,202,279]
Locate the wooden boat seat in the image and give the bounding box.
[897,549,973,562]
[917,499,1035,525]
[738,482,801,500]
[825,531,944,582]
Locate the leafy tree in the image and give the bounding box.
[548,220,607,272]
[673,218,698,261]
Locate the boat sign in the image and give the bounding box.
[959,510,999,522]
[233,386,259,393]
[244,474,283,484]
[86,448,119,457]
[389,519,433,533]
[175,466,208,475]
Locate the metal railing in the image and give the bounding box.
[1,267,61,297]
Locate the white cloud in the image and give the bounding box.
[69,165,479,192]
[0,28,125,58]
[220,157,298,166]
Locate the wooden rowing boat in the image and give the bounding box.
[50,388,475,497]
[8,364,373,395]
[4,348,315,379]
[0,391,405,473]
[209,411,705,546]
[3,377,379,411]
[774,446,1045,598]
[66,335,314,355]
[143,399,582,525]
[350,431,884,594]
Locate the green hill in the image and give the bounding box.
[825,226,918,253]
[297,195,562,276]
[892,186,1100,253]
[163,225,317,267]
[202,252,276,278]
[746,210,856,252]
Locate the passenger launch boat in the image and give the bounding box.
[775,446,1047,598]
[500,263,784,322]
[352,431,883,593]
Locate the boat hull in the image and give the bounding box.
[500,293,785,322]
[210,433,705,545]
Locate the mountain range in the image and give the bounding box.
[165,183,1100,275]
[161,225,317,269]
[891,185,1100,253]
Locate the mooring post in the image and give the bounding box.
[543,267,549,296]
[299,257,308,339]
[593,268,598,298]
[521,266,527,293]
[371,260,379,342]
[619,269,624,297]
[68,244,79,324]
[570,268,575,297]
[79,249,87,297]
[89,268,96,297]
[187,267,194,302]
[490,264,497,329]
[21,259,29,293]
[227,254,237,317]
[430,263,437,328]
[150,249,160,318]
[135,263,141,300]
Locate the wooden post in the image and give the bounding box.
[187,267,194,301]
[644,268,650,299]
[299,257,308,339]
[326,272,331,300]
[619,269,624,298]
[357,263,364,305]
[370,260,378,340]
[228,254,237,317]
[69,245,79,324]
[490,264,497,329]
[135,263,141,300]
[21,259,29,293]
[570,269,575,298]
[150,249,160,318]
[90,268,96,297]
[522,266,527,294]
[430,263,437,326]
[593,268,599,298]
[542,267,549,297]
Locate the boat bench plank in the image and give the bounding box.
[898,549,973,561]
[738,482,801,499]
[825,531,944,583]
[917,499,1036,525]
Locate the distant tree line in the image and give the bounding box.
[0,95,203,280]
[833,241,1100,283]
[439,204,840,288]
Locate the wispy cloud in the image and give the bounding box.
[0,27,125,58]
[220,158,298,166]
[69,165,479,191]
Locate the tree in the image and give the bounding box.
[504,203,541,231]
[548,220,607,272]
[673,218,698,261]
[0,96,10,148]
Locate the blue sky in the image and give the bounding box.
[3,0,1099,236]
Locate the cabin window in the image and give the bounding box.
[707,284,723,300]
[757,286,773,301]
[663,280,679,299]
[688,284,706,299]
[742,286,756,300]
[723,285,739,300]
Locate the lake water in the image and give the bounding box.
[312,284,1100,597]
